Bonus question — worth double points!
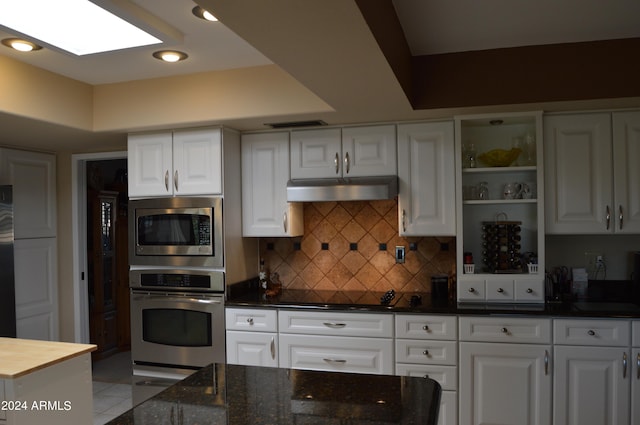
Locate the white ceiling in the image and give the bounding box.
[0,0,639,151]
[1,0,638,85]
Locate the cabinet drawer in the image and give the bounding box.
[514,278,545,302]
[395,340,457,365]
[457,279,485,301]
[278,334,393,375]
[633,321,640,347]
[459,316,551,343]
[485,280,514,302]
[278,310,393,338]
[226,308,278,332]
[395,364,458,391]
[554,319,630,346]
[395,314,457,340]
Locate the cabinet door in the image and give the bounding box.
[459,342,552,425]
[397,121,455,236]
[173,128,222,195]
[128,132,173,197]
[290,128,342,179]
[226,331,278,367]
[633,348,640,425]
[341,125,396,177]
[544,114,613,234]
[241,132,303,236]
[554,346,630,425]
[0,148,56,238]
[612,111,640,233]
[14,238,58,341]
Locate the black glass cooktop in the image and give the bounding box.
[276,289,402,307]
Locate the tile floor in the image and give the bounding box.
[92,351,133,425]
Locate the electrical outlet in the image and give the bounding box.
[585,251,604,278]
[395,246,405,264]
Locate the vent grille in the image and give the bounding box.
[265,120,327,129]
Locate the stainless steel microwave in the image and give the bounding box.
[129,197,223,268]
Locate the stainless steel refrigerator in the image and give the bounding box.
[0,185,16,337]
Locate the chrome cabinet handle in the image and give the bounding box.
[468,287,475,293]
[423,350,430,356]
[323,322,346,328]
[501,327,508,334]
[164,170,169,191]
[422,325,430,331]
[544,350,549,375]
[527,288,533,293]
[283,211,288,233]
[623,352,628,379]
[270,337,276,360]
[323,358,346,364]
[247,317,254,325]
[334,152,340,174]
[606,205,611,230]
[344,151,350,174]
[619,205,624,230]
[636,353,640,379]
[402,209,407,232]
[174,170,179,192]
[587,329,596,336]
[497,288,504,293]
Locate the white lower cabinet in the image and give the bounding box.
[278,310,394,375]
[395,314,458,425]
[633,322,640,425]
[459,316,552,425]
[553,319,631,425]
[225,308,278,367]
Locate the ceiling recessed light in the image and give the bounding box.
[153,50,188,63]
[192,6,218,22]
[1,38,42,52]
[0,0,162,56]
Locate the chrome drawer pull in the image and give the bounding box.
[323,322,346,328]
[422,325,430,331]
[247,317,254,325]
[526,288,533,293]
[623,352,628,379]
[323,358,346,364]
[423,350,430,356]
[334,152,340,174]
[501,327,508,334]
[587,329,596,336]
[468,288,476,293]
[270,337,276,360]
[544,350,549,375]
[497,288,504,293]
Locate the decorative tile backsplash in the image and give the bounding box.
[260,200,455,293]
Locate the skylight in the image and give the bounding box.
[0,0,162,56]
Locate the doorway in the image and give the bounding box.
[71,152,128,359]
[86,159,129,360]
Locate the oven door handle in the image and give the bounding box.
[133,295,222,305]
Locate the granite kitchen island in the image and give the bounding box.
[108,363,441,424]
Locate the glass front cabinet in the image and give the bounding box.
[454,112,545,303]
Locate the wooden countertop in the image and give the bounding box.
[0,338,96,379]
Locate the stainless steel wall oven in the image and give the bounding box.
[130,269,225,374]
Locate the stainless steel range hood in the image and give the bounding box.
[286,175,398,202]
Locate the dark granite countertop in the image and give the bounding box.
[108,363,441,425]
[226,287,640,318]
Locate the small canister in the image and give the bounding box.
[431,274,449,301]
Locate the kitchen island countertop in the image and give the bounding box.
[0,337,96,379]
[108,363,441,425]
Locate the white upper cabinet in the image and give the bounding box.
[544,111,640,233]
[241,132,303,237]
[0,148,56,238]
[128,128,222,198]
[290,125,396,179]
[397,121,456,236]
[613,111,640,233]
